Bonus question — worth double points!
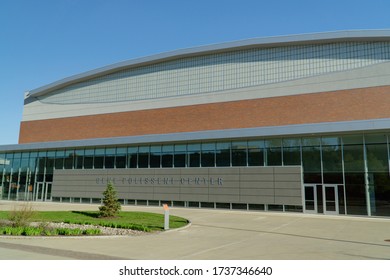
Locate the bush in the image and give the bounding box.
[8,203,35,227]
[99,182,121,218]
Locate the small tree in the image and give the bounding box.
[99,181,121,218]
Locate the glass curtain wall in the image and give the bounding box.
[342,135,366,215]
[115,147,127,168]
[188,144,201,167]
[104,148,116,169]
[321,137,345,214]
[365,134,390,216]
[1,133,390,216]
[162,145,174,167]
[174,144,186,167]
[232,141,248,166]
[282,138,301,166]
[248,140,264,166]
[216,142,231,167]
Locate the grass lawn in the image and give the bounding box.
[0,210,189,232]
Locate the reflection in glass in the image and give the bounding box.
[188,144,200,167]
[46,152,55,174]
[75,149,84,169]
[104,148,115,169]
[201,143,215,167]
[366,143,388,172]
[162,145,173,167]
[115,148,127,168]
[138,146,149,168]
[368,172,390,216]
[94,149,104,169]
[64,150,74,169]
[55,150,65,170]
[174,145,186,167]
[216,142,230,167]
[232,141,247,166]
[248,140,264,166]
[283,146,301,166]
[345,172,367,215]
[84,149,94,169]
[127,147,138,168]
[150,146,161,168]
[302,146,321,172]
[265,139,281,166]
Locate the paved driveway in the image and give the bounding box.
[0,201,389,259]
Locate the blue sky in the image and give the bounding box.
[1,0,390,145]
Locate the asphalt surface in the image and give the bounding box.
[0,201,389,260]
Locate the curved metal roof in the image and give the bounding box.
[27,30,390,98]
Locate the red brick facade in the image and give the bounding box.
[19,86,390,143]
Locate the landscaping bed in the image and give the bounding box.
[0,210,189,237]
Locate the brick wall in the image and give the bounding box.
[18,86,390,143]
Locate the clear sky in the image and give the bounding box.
[1,0,390,145]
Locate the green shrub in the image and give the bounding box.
[1,226,24,235]
[83,228,101,235]
[0,225,103,236]
[56,228,72,235]
[43,229,55,236]
[97,221,150,232]
[22,227,42,236]
[56,228,85,236]
[4,227,12,235]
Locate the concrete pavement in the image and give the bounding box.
[0,201,389,260]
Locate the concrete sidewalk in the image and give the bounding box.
[0,201,389,260]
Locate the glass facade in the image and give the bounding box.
[1,132,390,216]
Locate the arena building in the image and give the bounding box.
[1,30,390,217]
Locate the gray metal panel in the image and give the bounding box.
[275,197,302,205]
[27,30,390,99]
[240,195,275,204]
[51,166,303,205]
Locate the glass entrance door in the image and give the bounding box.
[323,185,339,215]
[35,182,44,201]
[35,182,52,201]
[304,185,317,214]
[45,183,52,201]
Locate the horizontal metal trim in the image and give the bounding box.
[27,30,390,99]
[1,118,390,152]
